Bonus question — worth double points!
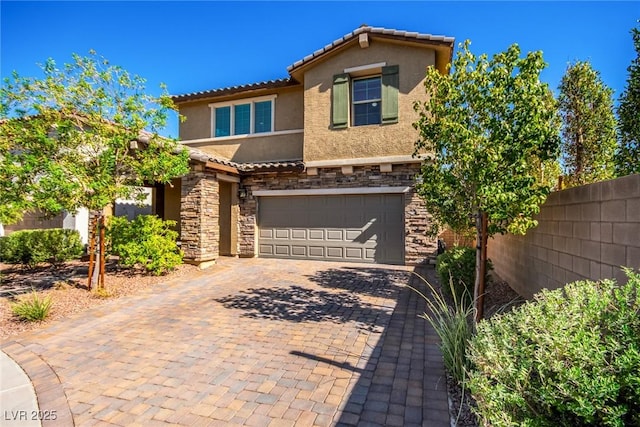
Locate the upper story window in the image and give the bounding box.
[210,95,276,138]
[332,64,399,129]
[352,76,382,126]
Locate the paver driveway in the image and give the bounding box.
[2,258,449,426]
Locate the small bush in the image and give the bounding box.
[107,215,183,275]
[11,291,53,322]
[468,269,640,427]
[0,229,83,266]
[411,272,475,385]
[436,246,492,306]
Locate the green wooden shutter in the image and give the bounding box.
[382,65,399,124]
[332,73,349,128]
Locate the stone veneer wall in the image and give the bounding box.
[488,174,640,298]
[180,167,219,263]
[238,163,436,265]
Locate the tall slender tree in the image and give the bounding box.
[414,41,560,320]
[0,52,190,289]
[616,24,640,176]
[558,61,617,186]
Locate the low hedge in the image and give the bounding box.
[0,229,83,266]
[468,269,640,427]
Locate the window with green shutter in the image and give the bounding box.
[332,73,349,128]
[332,65,399,128]
[381,65,399,124]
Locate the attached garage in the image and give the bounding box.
[257,192,405,265]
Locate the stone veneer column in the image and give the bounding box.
[180,165,219,268]
[404,190,436,265]
[238,194,257,257]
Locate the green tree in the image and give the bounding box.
[558,61,617,186]
[0,51,190,289]
[414,41,560,320]
[616,24,640,176]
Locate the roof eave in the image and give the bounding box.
[171,78,301,104]
[287,27,455,79]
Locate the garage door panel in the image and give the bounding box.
[291,229,307,239]
[308,229,324,240]
[326,230,344,240]
[260,229,274,239]
[345,247,363,259]
[326,247,344,258]
[309,246,325,257]
[260,244,274,255]
[258,194,404,264]
[345,229,363,240]
[275,229,290,239]
[275,245,290,255]
[291,246,307,256]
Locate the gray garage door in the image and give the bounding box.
[258,194,404,264]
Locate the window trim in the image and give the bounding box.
[209,94,277,138]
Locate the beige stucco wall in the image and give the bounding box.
[178,88,304,142]
[164,178,182,232]
[188,131,303,162]
[302,41,435,162]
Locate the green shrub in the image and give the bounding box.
[107,215,183,275]
[411,272,475,385]
[468,269,640,427]
[11,291,53,321]
[436,246,492,306]
[0,231,30,264]
[0,229,83,266]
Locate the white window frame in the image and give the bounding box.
[351,75,382,127]
[209,94,277,139]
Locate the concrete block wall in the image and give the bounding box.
[488,174,640,298]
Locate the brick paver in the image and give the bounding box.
[2,258,449,426]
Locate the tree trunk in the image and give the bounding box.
[88,213,106,291]
[575,128,584,184]
[87,216,97,290]
[474,212,488,322]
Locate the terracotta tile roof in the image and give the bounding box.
[186,146,303,173]
[172,26,454,104]
[171,78,299,103]
[287,25,455,73]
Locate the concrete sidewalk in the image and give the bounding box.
[0,350,40,427]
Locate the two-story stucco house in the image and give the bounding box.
[165,26,454,268]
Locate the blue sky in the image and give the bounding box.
[1,1,638,138]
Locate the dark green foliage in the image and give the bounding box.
[616,25,640,176]
[558,61,617,186]
[107,215,182,275]
[11,291,53,321]
[413,41,560,238]
[468,270,640,427]
[0,51,190,224]
[436,246,492,307]
[0,229,83,266]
